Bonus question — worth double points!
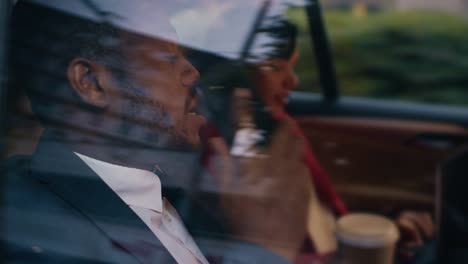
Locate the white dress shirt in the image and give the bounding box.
[75,153,209,264]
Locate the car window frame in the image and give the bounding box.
[305,0,340,103]
[0,0,12,156]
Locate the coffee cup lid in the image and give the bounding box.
[336,213,399,248]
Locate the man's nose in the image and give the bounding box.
[181,58,200,88]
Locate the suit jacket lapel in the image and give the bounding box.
[29,137,176,264]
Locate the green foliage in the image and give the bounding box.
[290,8,468,106]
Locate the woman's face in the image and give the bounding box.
[254,48,299,116]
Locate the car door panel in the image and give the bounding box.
[289,92,468,214]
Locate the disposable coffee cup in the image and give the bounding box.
[336,213,399,264]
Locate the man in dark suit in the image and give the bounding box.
[2,1,312,263]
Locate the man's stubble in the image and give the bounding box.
[118,79,195,151]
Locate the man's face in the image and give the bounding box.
[111,32,205,149]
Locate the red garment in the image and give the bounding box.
[270,113,348,262]
[274,112,348,217]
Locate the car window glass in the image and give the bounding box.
[172,0,321,93]
[3,1,326,263]
[323,1,468,107]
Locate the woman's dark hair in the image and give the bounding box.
[256,16,298,60]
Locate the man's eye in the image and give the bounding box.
[154,52,178,62]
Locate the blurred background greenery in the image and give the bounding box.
[288,4,468,107]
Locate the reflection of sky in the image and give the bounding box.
[172,1,262,59]
[30,0,181,42]
[30,0,306,59]
[172,0,306,59]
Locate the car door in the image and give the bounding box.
[287,0,468,214]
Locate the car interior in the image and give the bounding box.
[2,0,468,263]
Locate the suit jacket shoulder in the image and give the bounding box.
[1,140,174,264]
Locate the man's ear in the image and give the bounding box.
[67,58,111,108]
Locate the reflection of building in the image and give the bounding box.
[321,0,468,13]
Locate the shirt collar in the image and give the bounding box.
[74,152,163,213]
